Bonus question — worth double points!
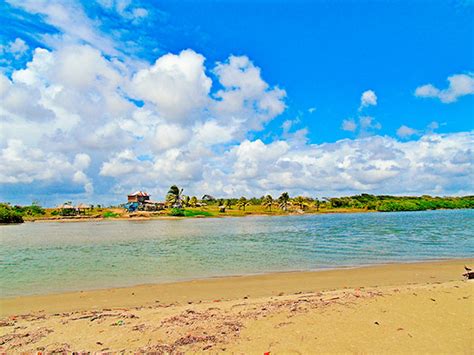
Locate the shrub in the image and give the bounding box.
[102,211,119,218]
[169,208,185,217]
[0,204,24,223]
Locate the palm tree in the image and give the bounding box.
[237,196,251,211]
[314,198,320,211]
[189,196,198,207]
[278,192,290,211]
[182,195,190,207]
[167,185,183,208]
[262,195,274,211]
[293,196,308,210]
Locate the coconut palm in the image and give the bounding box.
[262,195,274,211]
[189,196,198,207]
[278,192,290,211]
[293,196,309,210]
[166,185,183,208]
[314,198,321,211]
[237,197,251,211]
[182,195,190,207]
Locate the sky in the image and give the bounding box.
[0,0,473,206]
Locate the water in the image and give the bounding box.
[1,210,473,297]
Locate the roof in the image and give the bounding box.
[76,203,91,209]
[57,204,74,209]
[128,191,150,197]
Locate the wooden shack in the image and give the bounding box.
[127,191,150,203]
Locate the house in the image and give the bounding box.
[127,191,150,203]
[125,191,166,212]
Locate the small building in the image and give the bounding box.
[127,191,150,203]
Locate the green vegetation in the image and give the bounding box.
[169,208,213,217]
[183,209,213,217]
[169,208,185,216]
[0,203,24,224]
[102,211,119,218]
[11,203,46,217]
[1,190,472,224]
[325,194,474,212]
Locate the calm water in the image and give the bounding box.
[1,210,473,297]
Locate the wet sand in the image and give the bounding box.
[1,259,472,352]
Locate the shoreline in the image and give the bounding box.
[1,258,472,352]
[1,258,472,317]
[1,256,472,301]
[17,207,472,223]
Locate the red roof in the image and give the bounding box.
[128,191,150,197]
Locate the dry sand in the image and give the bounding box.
[1,259,473,353]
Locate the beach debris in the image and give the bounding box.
[462,266,474,279]
[0,327,53,349]
[0,286,386,352]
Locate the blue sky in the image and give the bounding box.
[0,0,473,205]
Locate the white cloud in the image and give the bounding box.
[427,121,439,131]
[1,22,472,203]
[396,125,419,139]
[341,119,357,132]
[0,38,29,59]
[308,107,316,114]
[152,123,190,151]
[359,90,377,110]
[212,55,286,131]
[0,139,93,193]
[341,116,381,136]
[415,73,474,103]
[130,49,211,122]
[96,0,148,23]
[6,0,119,56]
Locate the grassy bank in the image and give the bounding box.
[1,194,473,223]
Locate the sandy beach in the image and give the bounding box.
[1,258,472,353]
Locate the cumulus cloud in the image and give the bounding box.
[0,139,93,193]
[359,90,377,110]
[1,5,472,204]
[130,50,211,122]
[396,125,419,139]
[212,55,286,131]
[415,73,474,103]
[0,42,289,202]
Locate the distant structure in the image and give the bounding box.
[127,191,150,203]
[125,191,164,212]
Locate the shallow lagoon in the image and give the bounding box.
[1,209,473,297]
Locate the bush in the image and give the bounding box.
[0,204,24,223]
[102,211,119,218]
[183,209,213,217]
[169,208,185,216]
